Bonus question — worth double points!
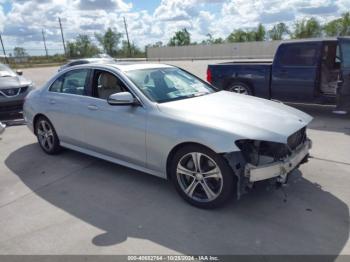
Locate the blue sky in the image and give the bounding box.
[0,0,349,55]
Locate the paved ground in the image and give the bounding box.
[0,63,349,256]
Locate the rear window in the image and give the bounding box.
[279,43,318,66]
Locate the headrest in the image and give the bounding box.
[100,73,117,88]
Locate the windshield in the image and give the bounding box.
[125,67,215,103]
[0,64,16,77]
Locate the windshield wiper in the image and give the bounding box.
[190,92,210,97]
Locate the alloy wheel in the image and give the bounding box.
[176,152,223,202]
[37,120,55,152]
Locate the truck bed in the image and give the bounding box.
[218,58,273,64]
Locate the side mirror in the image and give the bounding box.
[16,70,23,76]
[107,92,139,106]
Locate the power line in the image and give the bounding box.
[42,29,49,58]
[0,34,9,64]
[123,17,131,57]
[58,17,67,56]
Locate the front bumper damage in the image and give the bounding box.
[224,138,312,199]
[245,139,311,183]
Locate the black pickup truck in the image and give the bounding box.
[207,37,350,104]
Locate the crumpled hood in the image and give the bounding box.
[0,75,31,89]
[158,91,313,143]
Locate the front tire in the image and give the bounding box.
[170,145,235,209]
[35,116,61,154]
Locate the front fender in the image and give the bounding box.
[146,113,241,177]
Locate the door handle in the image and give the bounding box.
[49,99,56,105]
[87,105,98,111]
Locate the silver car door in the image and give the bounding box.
[80,69,147,167]
[44,68,92,147]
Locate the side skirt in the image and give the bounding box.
[60,142,166,179]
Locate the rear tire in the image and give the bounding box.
[226,81,252,95]
[170,145,235,209]
[35,116,61,154]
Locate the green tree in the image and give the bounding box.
[76,34,100,57]
[227,24,266,42]
[118,41,145,58]
[13,47,28,57]
[66,41,78,58]
[324,12,350,36]
[227,29,248,42]
[168,28,191,46]
[66,34,100,58]
[249,23,266,41]
[202,34,224,44]
[340,12,350,35]
[291,18,322,39]
[268,22,289,40]
[324,19,342,36]
[151,41,164,48]
[95,28,123,56]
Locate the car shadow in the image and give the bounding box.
[5,143,349,257]
[287,103,350,135]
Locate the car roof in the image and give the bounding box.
[68,58,113,63]
[89,62,175,72]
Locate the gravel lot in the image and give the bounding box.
[0,62,349,256]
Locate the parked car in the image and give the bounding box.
[24,63,312,208]
[207,37,350,105]
[93,53,113,59]
[0,63,34,116]
[0,121,5,135]
[58,58,115,72]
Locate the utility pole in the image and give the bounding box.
[123,17,132,57]
[42,29,49,58]
[58,17,67,56]
[0,34,9,64]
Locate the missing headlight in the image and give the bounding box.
[235,140,290,166]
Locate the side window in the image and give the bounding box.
[95,71,127,99]
[62,70,89,95]
[50,77,63,93]
[49,69,90,95]
[279,44,318,66]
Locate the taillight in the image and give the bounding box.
[206,68,212,83]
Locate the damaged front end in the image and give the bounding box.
[224,127,311,199]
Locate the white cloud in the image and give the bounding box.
[78,0,132,11]
[0,6,5,32]
[0,0,346,55]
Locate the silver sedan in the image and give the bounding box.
[24,63,312,208]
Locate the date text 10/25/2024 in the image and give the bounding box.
[127,255,219,261]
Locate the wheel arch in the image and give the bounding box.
[33,113,50,135]
[165,142,219,180]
